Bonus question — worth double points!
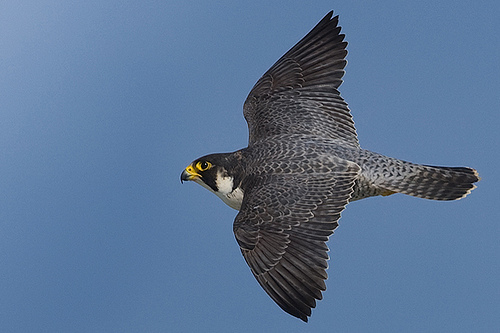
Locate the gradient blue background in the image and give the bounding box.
[1,1,498,332]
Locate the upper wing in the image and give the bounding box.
[243,11,358,147]
[233,157,360,321]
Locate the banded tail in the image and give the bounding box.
[379,163,480,201]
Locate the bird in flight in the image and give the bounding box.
[181,11,479,322]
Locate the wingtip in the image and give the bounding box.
[319,10,336,24]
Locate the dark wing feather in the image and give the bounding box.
[243,11,358,147]
[233,158,360,322]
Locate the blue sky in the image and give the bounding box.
[1,1,499,332]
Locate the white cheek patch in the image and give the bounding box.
[215,171,234,195]
[214,170,244,210]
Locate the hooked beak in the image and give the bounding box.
[180,164,201,183]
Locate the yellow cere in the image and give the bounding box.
[185,164,201,178]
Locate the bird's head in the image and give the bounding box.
[181,156,219,192]
[181,152,245,210]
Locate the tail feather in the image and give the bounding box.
[381,164,480,201]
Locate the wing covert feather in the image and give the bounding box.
[233,158,360,321]
[243,11,358,147]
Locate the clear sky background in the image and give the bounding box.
[1,1,499,332]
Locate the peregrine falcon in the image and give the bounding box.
[180,11,479,322]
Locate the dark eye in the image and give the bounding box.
[196,161,212,171]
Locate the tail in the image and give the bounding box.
[378,162,480,201]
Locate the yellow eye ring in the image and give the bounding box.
[196,161,212,171]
